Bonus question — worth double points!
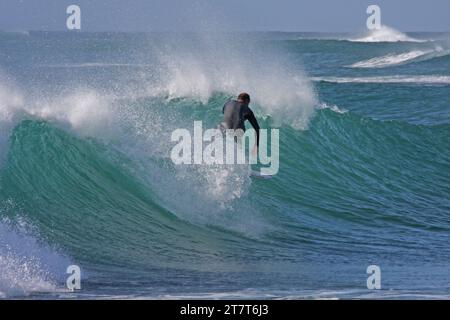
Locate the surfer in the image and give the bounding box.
[220,93,260,154]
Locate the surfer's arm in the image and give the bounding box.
[245,111,260,147]
[222,98,234,113]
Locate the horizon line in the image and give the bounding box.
[2,29,450,34]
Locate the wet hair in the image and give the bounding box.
[237,93,250,103]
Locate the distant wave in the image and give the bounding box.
[350,26,426,43]
[313,75,450,85]
[349,50,431,68]
[348,47,450,68]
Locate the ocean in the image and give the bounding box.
[0,28,449,299]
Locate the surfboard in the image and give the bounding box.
[250,170,274,180]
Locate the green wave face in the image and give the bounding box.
[2,105,449,270]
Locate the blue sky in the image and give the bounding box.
[0,0,449,32]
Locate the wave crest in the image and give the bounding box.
[150,36,317,130]
[349,47,450,68]
[350,26,424,43]
[313,75,450,85]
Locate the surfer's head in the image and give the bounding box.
[237,93,251,105]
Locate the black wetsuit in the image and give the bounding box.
[221,100,260,147]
